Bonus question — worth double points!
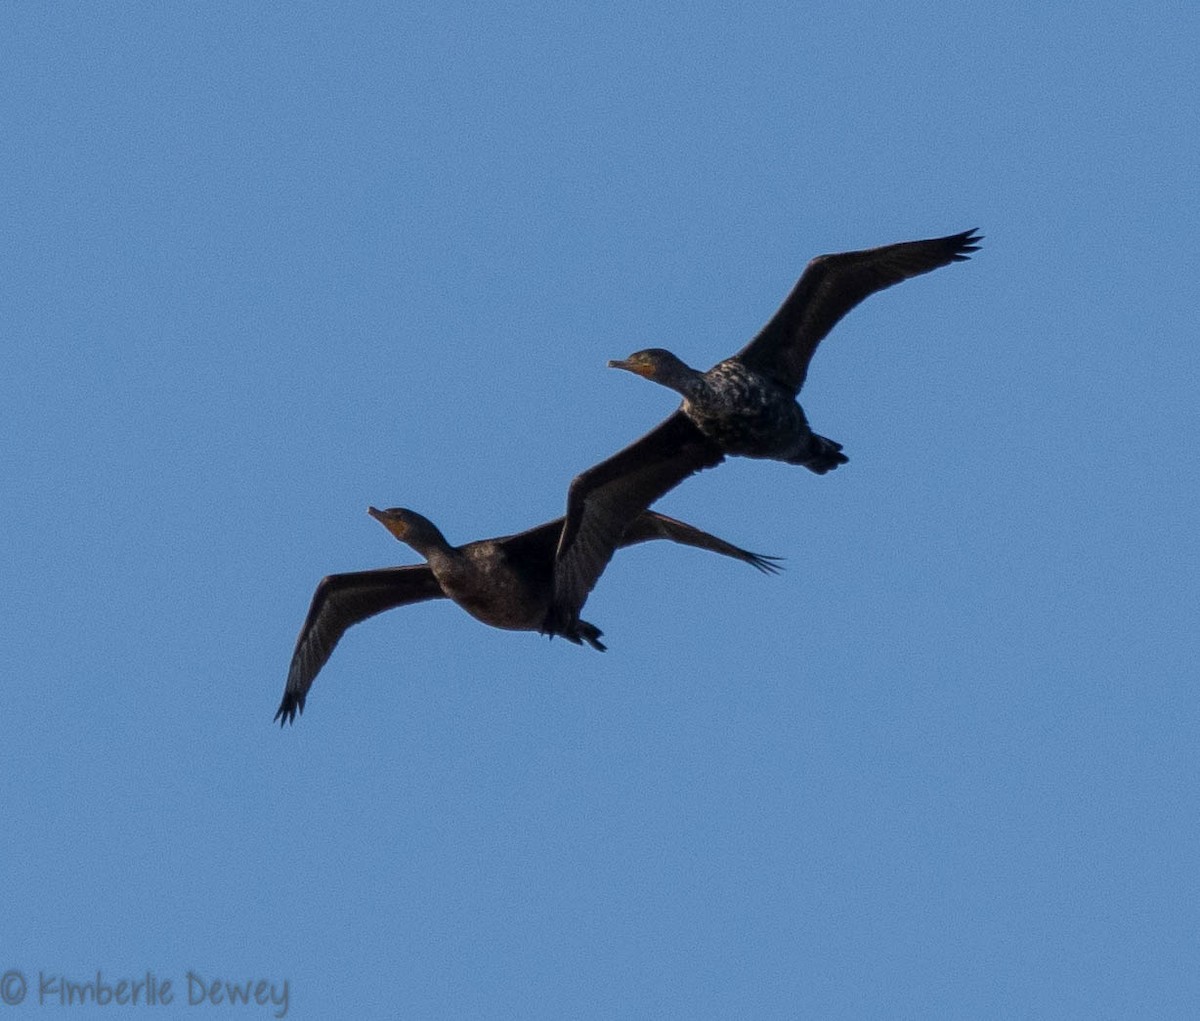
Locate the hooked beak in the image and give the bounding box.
[608,357,655,379]
[368,506,407,540]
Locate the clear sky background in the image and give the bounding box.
[3,3,1197,1018]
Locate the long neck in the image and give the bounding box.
[654,356,706,397]
[410,525,475,592]
[402,518,458,567]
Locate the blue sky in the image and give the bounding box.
[3,3,1197,1017]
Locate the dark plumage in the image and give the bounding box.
[548,229,981,633]
[275,506,780,725]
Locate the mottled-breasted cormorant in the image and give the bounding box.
[547,229,981,633]
[275,506,780,724]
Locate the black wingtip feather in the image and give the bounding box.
[951,228,984,260]
[747,553,786,575]
[274,693,304,727]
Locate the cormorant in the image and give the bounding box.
[275,506,780,724]
[547,229,981,633]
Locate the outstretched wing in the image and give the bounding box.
[547,411,724,632]
[736,228,981,393]
[620,510,783,574]
[275,566,446,725]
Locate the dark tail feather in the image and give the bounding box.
[574,620,607,651]
[788,433,848,474]
[543,614,606,652]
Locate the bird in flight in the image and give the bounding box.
[547,228,981,635]
[276,506,780,724]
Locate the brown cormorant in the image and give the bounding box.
[275,505,780,724]
[547,229,981,633]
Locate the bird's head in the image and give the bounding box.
[607,348,694,387]
[368,506,447,553]
[608,348,676,378]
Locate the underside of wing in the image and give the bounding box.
[275,565,446,725]
[621,511,784,574]
[490,516,566,565]
[736,228,981,392]
[547,412,724,631]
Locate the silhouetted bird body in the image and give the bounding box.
[275,506,779,725]
[660,355,843,468]
[548,228,981,633]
